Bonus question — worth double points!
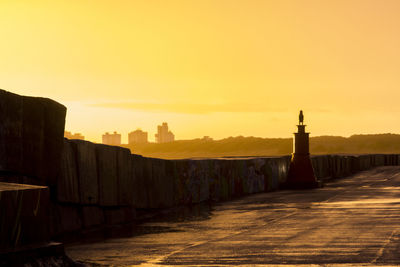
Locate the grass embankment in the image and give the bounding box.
[122,134,400,159]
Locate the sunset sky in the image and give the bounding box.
[1,0,400,143]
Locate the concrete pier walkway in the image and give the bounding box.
[67,166,400,266]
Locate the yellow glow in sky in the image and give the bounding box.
[1,0,400,142]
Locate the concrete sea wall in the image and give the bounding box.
[0,89,66,254]
[52,139,400,239]
[1,89,400,249]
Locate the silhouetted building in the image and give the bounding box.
[102,131,121,146]
[155,122,175,143]
[64,131,85,140]
[128,129,148,144]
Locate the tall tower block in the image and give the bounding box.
[283,111,322,189]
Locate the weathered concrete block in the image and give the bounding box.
[0,90,66,187]
[279,156,291,183]
[324,155,333,177]
[0,182,49,251]
[341,156,347,176]
[341,156,348,176]
[356,155,364,171]
[217,160,234,201]
[40,98,67,186]
[173,159,192,204]
[224,159,236,200]
[229,159,245,197]
[208,159,230,202]
[0,90,23,174]
[132,155,151,209]
[21,96,45,182]
[198,160,213,202]
[182,160,210,204]
[391,154,397,165]
[374,154,385,166]
[81,206,104,228]
[348,155,357,173]
[50,204,82,237]
[134,157,174,209]
[21,96,66,186]
[334,155,344,178]
[96,144,119,206]
[57,139,80,203]
[22,96,46,181]
[117,148,134,206]
[165,159,179,206]
[265,158,282,190]
[71,140,99,204]
[207,160,220,202]
[358,155,372,170]
[146,158,165,208]
[243,159,265,194]
[184,160,200,204]
[311,157,320,179]
[265,157,289,190]
[331,155,337,176]
[262,158,275,191]
[311,156,330,180]
[196,160,210,202]
[344,156,353,176]
[150,158,174,208]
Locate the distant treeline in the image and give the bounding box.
[122,134,400,159]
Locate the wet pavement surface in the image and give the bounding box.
[66,166,400,266]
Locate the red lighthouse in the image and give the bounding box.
[283,111,322,189]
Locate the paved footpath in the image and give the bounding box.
[67,166,400,266]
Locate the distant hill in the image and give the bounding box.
[122,134,400,159]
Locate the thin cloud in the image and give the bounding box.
[89,102,286,114]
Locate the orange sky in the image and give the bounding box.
[1,0,400,143]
